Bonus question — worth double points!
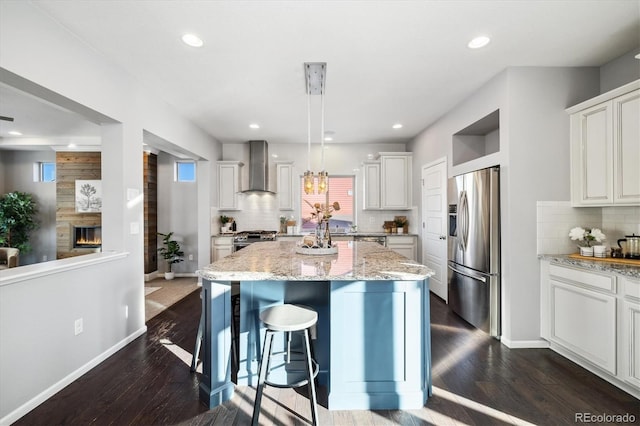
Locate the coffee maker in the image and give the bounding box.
[617,234,640,259]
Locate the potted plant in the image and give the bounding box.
[0,191,39,253]
[394,217,407,234]
[157,232,184,280]
[220,215,231,233]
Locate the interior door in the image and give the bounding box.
[421,159,448,301]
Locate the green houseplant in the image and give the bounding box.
[157,232,184,280]
[0,191,39,253]
[394,217,407,234]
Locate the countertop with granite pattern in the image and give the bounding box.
[539,254,640,279]
[199,240,433,281]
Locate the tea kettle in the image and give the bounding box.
[618,233,640,259]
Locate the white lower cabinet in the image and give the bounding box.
[212,236,233,262]
[387,235,417,261]
[549,278,616,374]
[540,260,640,397]
[621,276,640,389]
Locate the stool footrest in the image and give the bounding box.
[264,351,319,388]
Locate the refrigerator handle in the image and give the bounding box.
[459,190,469,251]
[447,264,487,283]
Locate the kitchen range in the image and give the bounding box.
[232,230,277,252]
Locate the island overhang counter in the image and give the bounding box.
[197,240,434,411]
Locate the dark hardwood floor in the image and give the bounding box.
[15,292,639,425]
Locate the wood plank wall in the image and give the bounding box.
[56,152,101,259]
[143,152,158,273]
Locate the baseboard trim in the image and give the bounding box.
[0,326,147,426]
[175,272,197,278]
[501,337,550,349]
[144,271,159,282]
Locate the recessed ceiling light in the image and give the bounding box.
[182,33,204,48]
[636,53,640,59]
[392,123,403,129]
[271,154,278,158]
[249,123,260,129]
[324,136,333,141]
[8,130,22,136]
[68,143,77,148]
[468,36,490,49]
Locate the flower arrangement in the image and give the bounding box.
[301,200,341,249]
[569,227,606,247]
[303,200,340,224]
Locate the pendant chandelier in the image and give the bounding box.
[303,62,328,195]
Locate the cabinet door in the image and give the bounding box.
[363,161,380,210]
[622,299,640,389]
[329,280,426,409]
[213,244,233,261]
[621,276,640,389]
[549,279,616,374]
[276,162,294,210]
[572,102,613,205]
[218,162,241,210]
[380,155,412,209]
[387,236,417,261]
[613,90,640,204]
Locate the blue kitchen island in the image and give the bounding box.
[197,240,433,410]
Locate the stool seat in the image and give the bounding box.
[252,304,319,426]
[260,304,317,332]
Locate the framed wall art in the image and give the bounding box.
[75,180,102,213]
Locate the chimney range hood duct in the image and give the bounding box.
[241,140,274,193]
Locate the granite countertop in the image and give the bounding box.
[539,254,640,279]
[199,241,433,281]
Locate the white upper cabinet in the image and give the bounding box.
[380,153,413,210]
[613,90,640,204]
[568,80,640,206]
[276,161,295,211]
[363,153,413,210]
[218,161,243,210]
[362,161,380,210]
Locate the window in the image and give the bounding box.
[34,162,56,182]
[300,175,354,232]
[176,161,196,182]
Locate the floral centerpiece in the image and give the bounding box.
[301,200,340,249]
[569,226,605,257]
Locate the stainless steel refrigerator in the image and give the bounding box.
[447,166,501,337]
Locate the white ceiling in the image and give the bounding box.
[1,0,639,148]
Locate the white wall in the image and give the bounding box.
[0,2,219,422]
[157,152,199,274]
[407,67,601,346]
[0,150,57,265]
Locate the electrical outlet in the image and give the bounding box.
[188,254,193,261]
[74,318,83,335]
[369,216,375,224]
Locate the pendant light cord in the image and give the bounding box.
[320,68,325,171]
[307,66,311,172]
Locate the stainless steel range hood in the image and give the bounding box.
[241,140,274,194]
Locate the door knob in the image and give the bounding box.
[439,235,446,240]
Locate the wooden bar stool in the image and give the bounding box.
[252,304,319,426]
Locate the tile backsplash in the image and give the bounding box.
[537,201,640,255]
[211,193,418,235]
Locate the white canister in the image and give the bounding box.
[593,245,607,257]
[579,246,594,257]
[287,225,296,234]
